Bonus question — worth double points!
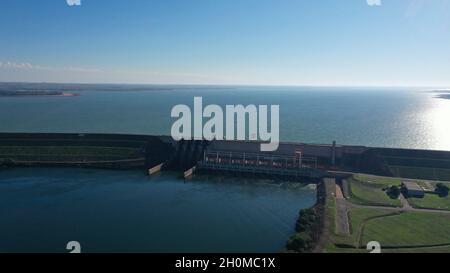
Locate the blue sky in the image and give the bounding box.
[1,0,450,86]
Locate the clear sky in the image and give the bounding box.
[1,0,450,86]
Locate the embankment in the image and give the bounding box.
[0,133,175,170]
[283,179,329,253]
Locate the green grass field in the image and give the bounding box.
[409,193,450,211]
[349,208,400,247]
[389,165,450,181]
[348,177,402,207]
[325,175,450,253]
[329,207,398,248]
[326,207,399,252]
[361,212,450,247]
[325,244,368,253]
[382,245,450,253]
[328,208,450,253]
[353,174,402,186]
[327,243,450,253]
[0,146,142,161]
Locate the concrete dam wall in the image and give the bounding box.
[1,133,450,181]
[205,140,450,181]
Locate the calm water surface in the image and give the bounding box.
[0,85,449,150]
[0,168,316,253]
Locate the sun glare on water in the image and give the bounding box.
[428,98,450,151]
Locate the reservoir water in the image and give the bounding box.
[0,85,449,151]
[0,168,316,253]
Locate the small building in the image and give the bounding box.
[402,181,425,198]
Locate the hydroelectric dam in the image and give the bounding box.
[1,133,450,182]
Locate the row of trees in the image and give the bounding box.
[285,194,325,253]
[436,183,449,197]
[385,183,449,199]
[285,208,319,252]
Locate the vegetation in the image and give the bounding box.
[324,174,450,253]
[0,146,142,162]
[286,232,313,252]
[382,245,450,253]
[353,174,402,186]
[405,182,450,211]
[386,185,400,199]
[285,180,334,253]
[348,208,399,247]
[409,193,450,211]
[286,207,322,252]
[328,244,450,253]
[327,207,393,249]
[361,212,450,247]
[347,176,402,207]
[327,208,450,252]
[436,183,449,197]
[389,165,450,181]
[295,208,319,232]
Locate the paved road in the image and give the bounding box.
[347,200,450,215]
[328,171,450,184]
[399,193,413,210]
[335,185,350,235]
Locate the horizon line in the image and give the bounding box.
[0,81,448,90]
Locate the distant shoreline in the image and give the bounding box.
[0,91,79,97]
[426,90,450,100]
[436,94,450,100]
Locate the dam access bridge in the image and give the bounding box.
[196,150,326,181]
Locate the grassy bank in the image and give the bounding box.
[409,193,450,211]
[327,208,450,253]
[389,165,450,181]
[361,212,450,248]
[324,174,450,253]
[407,182,450,211]
[0,146,142,161]
[325,207,398,251]
[347,175,402,207]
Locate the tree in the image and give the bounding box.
[435,183,449,197]
[387,185,400,199]
[295,208,318,232]
[286,232,313,252]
